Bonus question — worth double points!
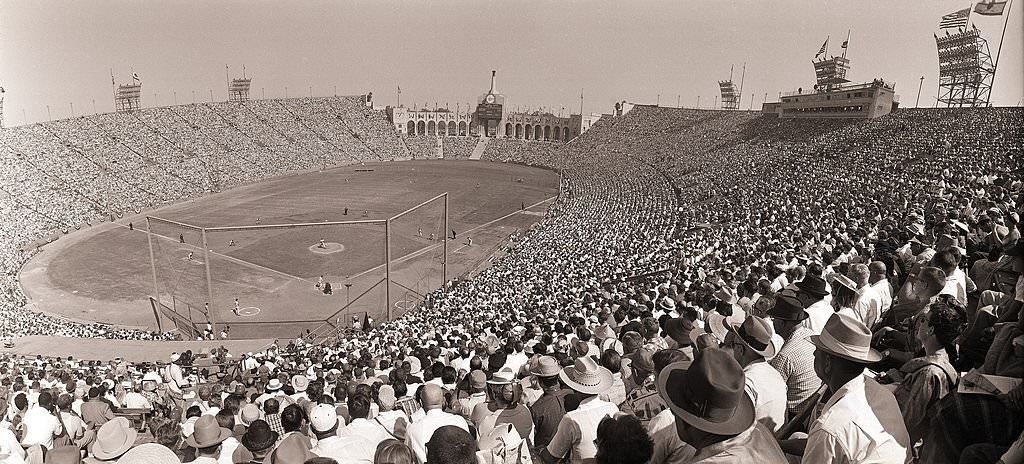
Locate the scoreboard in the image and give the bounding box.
[476,102,503,120]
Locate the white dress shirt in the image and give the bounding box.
[20,406,62,448]
[743,361,788,432]
[405,408,470,463]
[803,375,910,464]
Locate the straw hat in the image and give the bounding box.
[558,356,613,395]
[91,417,137,460]
[831,274,858,292]
[529,356,561,378]
[116,443,181,464]
[265,379,283,391]
[290,375,309,393]
[487,369,516,385]
[657,347,752,435]
[809,313,883,363]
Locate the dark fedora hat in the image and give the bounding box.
[767,293,809,322]
[656,347,754,436]
[241,420,278,452]
[796,274,829,298]
[664,317,696,345]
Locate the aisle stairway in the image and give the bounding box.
[434,137,443,158]
[469,137,489,160]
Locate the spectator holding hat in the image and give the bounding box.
[767,292,822,419]
[541,356,617,464]
[798,313,910,463]
[721,315,787,433]
[655,347,786,462]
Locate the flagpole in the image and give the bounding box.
[842,29,851,59]
[825,35,829,58]
[992,0,1014,95]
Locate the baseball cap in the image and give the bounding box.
[309,404,341,433]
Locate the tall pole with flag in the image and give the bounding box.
[397,84,401,107]
[815,36,829,60]
[987,0,1014,86]
[841,29,851,59]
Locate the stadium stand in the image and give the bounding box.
[0,103,1021,463]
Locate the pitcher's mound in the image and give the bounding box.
[237,306,261,317]
[309,242,345,255]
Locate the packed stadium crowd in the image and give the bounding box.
[0,101,1021,463]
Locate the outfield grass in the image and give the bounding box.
[20,160,559,339]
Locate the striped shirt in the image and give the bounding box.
[769,327,822,414]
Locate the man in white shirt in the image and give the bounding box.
[849,263,883,329]
[309,404,375,463]
[542,356,619,464]
[340,394,391,450]
[122,382,152,410]
[868,261,893,315]
[723,316,787,432]
[20,392,61,449]
[406,384,469,463]
[796,275,832,335]
[800,313,910,463]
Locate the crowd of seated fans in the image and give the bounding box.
[441,137,477,160]
[0,103,1020,463]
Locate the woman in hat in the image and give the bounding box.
[471,369,533,446]
[830,274,860,318]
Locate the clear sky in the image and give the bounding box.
[1,0,1021,125]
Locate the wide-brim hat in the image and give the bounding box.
[91,417,137,460]
[184,415,232,448]
[767,293,809,321]
[809,312,883,364]
[726,315,777,359]
[115,443,181,464]
[831,274,858,292]
[656,347,753,435]
[529,356,561,378]
[665,317,696,345]
[267,433,316,464]
[559,355,613,395]
[291,375,309,392]
[796,275,829,298]
[242,419,280,452]
[265,379,282,391]
[593,324,616,342]
[487,369,516,385]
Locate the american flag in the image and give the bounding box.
[939,8,970,29]
[815,38,828,58]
